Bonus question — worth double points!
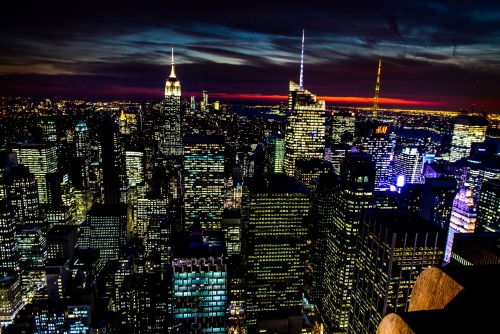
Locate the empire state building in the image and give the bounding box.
[160,48,183,157]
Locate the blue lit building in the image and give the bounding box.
[171,226,227,333]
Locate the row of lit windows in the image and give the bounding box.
[173,290,226,297]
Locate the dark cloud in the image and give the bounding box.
[1,1,499,111]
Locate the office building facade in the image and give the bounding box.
[12,142,57,204]
[476,179,500,233]
[242,175,309,329]
[449,115,488,162]
[320,153,375,333]
[183,136,225,231]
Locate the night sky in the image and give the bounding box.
[1,1,500,111]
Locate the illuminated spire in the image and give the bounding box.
[299,29,305,91]
[372,57,382,121]
[165,46,181,97]
[169,46,177,78]
[119,109,126,121]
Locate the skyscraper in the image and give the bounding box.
[37,116,58,143]
[0,200,22,327]
[5,165,41,222]
[118,272,169,333]
[0,200,20,276]
[171,228,227,333]
[294,157,333,190]
[202,87,209,112]
[144,213,175,270]
[350,210,446,334]
[476,179,500,233]
[136,197,167,240]
[444,187,477,263]
[183,135,225,231]
[79,203,128,260]
[284,80,326,176]
[360,122,393,191]
[242,175,309,330]
[12,141,57,204]
[331,111,356,145]
[464,159,500,201]
[0,275,22,327]
[308,173,340,307]
[393,147,424,186]
[321,152,375,333]
[265,133,285,175]
[419,177,457,231]
[160,47,183,157]
[99,115,128,205]
[73,121,91,189]
[284,33,326,176]
[125,150,144,188]
[449,115,488,162]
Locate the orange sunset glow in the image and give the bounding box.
[205,92,450,108]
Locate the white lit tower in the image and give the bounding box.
[444,187,477,264]
[160,47,183,158]
[284,30,326,176]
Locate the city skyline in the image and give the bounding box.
[1,1,500,112]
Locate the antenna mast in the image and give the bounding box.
[471,79,479,113]
[372,58,382,121]
[299,30,305,91]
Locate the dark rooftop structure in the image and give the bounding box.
[364,209,444,235]
[377,264,500,334]
[243,174,308,193]
[450,233,500,266]
[172,225,225,259]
